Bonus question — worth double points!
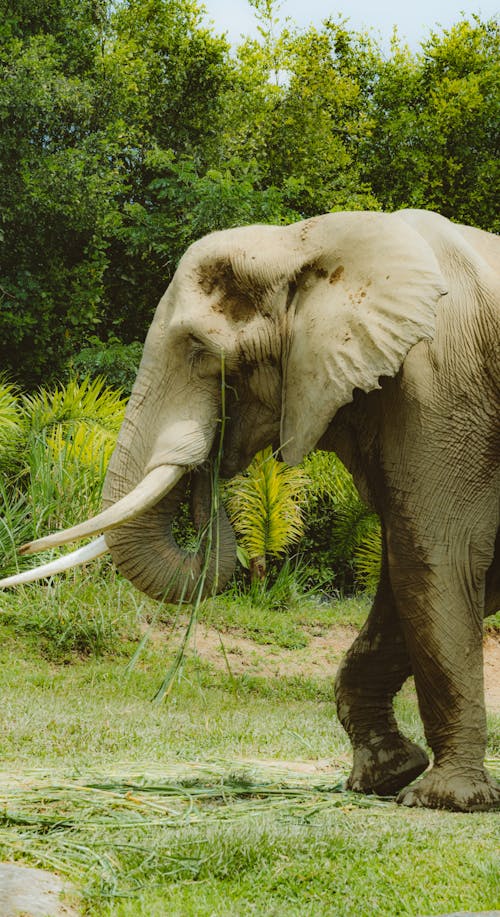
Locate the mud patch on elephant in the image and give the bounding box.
[329,265,345,284]
[198,260,255,322]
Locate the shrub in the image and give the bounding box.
[0,381,23,477]
[224,446,307,581]
[300,451,381,594]
[67,336,143,395]
[0,378,127,575]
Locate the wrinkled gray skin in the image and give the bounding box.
[27,210,500,811]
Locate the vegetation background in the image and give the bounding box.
[1,0,497,589]
[0,0,498,387]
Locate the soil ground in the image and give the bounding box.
[148,623,500,714]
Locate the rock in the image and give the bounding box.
[0,863,80,917]
[422,912,500,916]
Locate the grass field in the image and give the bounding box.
[0,574,499,916]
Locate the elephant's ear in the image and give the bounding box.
[281,211,447,464]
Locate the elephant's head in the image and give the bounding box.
[4,211,446,601]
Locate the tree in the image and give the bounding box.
[359,17,500,231]
[220,7,380,217]
[0,0,233,384]
[1,5,497,388]
[0,1,128,384]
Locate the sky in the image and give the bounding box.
[201,0,499,49]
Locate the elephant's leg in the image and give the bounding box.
[389,526,500,812]
[335,549,429,796]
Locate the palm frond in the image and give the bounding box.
[0,379,129,546]
[225,447,306,560]
[354,525,382,593]
[21,376,126,437]
[0,381,23,475]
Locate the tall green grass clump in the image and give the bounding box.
[0,377,127,576]
[0,377,133,656]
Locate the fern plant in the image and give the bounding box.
[301,451,381,593]
[354,524,382,593]
[0,381,23,476]
[225,446,307,581]
[0,378,127,573]
[21,377,127,532]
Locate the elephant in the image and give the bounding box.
[1,208,499,812]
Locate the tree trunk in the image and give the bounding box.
[249,554,267,582]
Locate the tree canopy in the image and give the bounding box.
[0,0,498,386]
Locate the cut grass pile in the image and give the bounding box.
[1,760,499,916]
[0,763,384,895]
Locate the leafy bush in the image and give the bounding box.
[224,446,307,580]
[67,336,143,395]
[0,381,23,476]
[223,448,381,596]
[2,4,497,386]
[354,526,382,593]
[301,451,381,594]
[0,378,127,576]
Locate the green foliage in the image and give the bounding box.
[209,559,320,648]
[354,526,382,593]
[223,445,382,594]
[225,446,306,575]
[67,335,143,394]
[0,568,141,660]
[301,451,381,594]
[0,377,126,574]
[0,381,23,475]
[360,18,500,231]
[0,15,127,384]
[0,0,232,384]
[1,4,497,384]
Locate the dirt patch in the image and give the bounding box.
[191,623,357,679]
[483,634,500,714]
[145,622,500,714]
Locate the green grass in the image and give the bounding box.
[0,573,499,915]
[486,608,500,632]
[198,566,370,649]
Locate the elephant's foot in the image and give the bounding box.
[397,765,500,812]
[347,735,429,796]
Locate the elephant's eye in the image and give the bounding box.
[188,333,224,376]
[188,332,204,353]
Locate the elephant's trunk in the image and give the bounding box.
[103,466,236,602]
[6,463,237,599]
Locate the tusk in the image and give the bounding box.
[19,464,186,555]
[0,535,109,589]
